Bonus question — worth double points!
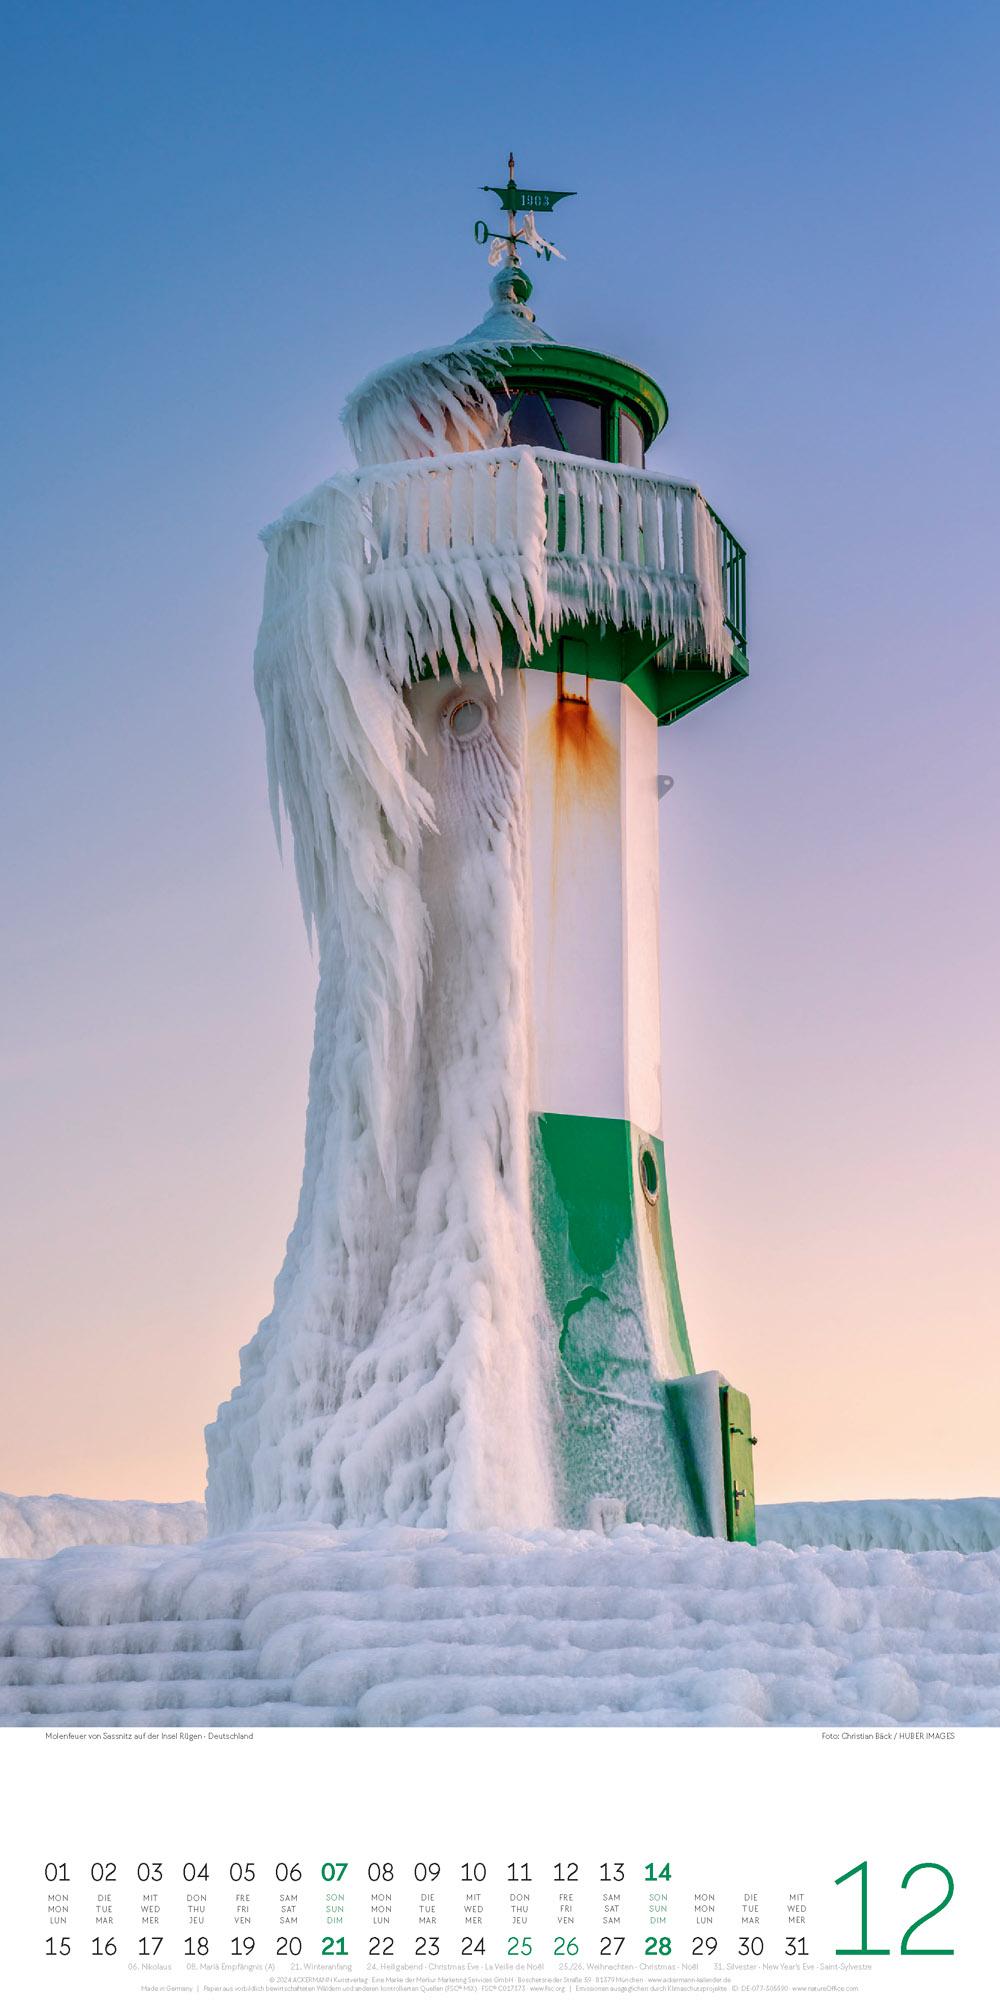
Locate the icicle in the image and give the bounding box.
[342,342,513,468]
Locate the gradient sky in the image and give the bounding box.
[2,0,998,1508]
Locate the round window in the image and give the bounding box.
[639,1146,659,1204]
[447,696,488,742]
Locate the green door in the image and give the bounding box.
[720,1386,757,1544]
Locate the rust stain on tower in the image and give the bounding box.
[545,681,618,822]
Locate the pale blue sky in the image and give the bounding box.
[2,1,998,1502]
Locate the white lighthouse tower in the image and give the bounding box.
[206,163,756,1543]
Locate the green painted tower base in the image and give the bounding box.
[534,1114,750,1536]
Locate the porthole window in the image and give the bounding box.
[639,1145,660,1204]
[447,695,488,742]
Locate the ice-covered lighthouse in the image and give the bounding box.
[206,160,756,1544]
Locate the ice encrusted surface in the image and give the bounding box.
[1,1523,997,1728]
[205,441,730,1537]
[760,1497,1000,1554]
[6,1495,999,1561]
[0,1494,206,1561]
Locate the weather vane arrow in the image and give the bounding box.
[475,152,576,267]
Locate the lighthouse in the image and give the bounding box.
[206,161,756,1545]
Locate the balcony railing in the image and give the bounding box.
[352,446,745,674]
[708,504,748,653]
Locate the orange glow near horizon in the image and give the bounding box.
[2,774,997,1513]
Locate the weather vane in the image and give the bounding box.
[474,152,576,269]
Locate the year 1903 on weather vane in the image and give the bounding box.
[475,152,576,268]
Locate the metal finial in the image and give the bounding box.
[475,155,576,272]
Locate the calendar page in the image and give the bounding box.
[3,1727,994,1995]
[5,7,999,2000]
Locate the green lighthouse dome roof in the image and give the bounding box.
[341,260,668,470]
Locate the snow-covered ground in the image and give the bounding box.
[1,1521,997,1728]
[0,1493,206,1560]
[761,1497,1000,1554]
[5,1492,999,1560]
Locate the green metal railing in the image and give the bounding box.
[709,506,747,654]
[359,447,748,671]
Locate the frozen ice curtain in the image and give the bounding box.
[206,450,554,1533]
[206,350,729,1535]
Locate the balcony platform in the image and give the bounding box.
[344,445,748,725]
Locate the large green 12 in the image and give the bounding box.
[835,1860,954,1956]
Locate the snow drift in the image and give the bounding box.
[2,1523,998,1728]
[760,1496,1000,1555]
[0,1494,206,1561]
[6,1493,997,1562]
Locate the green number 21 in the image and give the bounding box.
[835,1859,954,1957]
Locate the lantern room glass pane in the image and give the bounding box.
[618,411,645,467]
[504,393,561,449]
[546,396,603,458]
[498,390,607,458]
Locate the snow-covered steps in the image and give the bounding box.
[1,1524,998,1728]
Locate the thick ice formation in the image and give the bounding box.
[0,1494,205,1561]
[342,341,510,466]
[207,458,554,1534]
[207,411,729,1537]
[760,1496,1000,1555]
[7,1493,998,1562]
[2,1524,998,1728]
